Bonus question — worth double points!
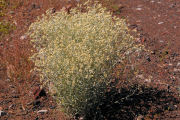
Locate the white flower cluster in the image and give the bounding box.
[27,1,136,116]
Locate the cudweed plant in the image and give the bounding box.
[0,0,7,17]
[27,1,140,117]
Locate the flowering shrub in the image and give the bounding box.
[27,1,137,117]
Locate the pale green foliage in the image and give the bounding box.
[28,1,137,116]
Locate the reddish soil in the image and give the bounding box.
[0,0,179,120]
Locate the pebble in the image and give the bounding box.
[168,63,173,66]
[159,40,164,43]
[169,3,176,8]
[13,21,17,26]
[146,56,151,62]
[173,26,177,29]
[20,35,27,40]
[79,117,84,120]
[151,0,155,3]
[174,68,180,72]
[0,110,7,116]
[145,79,151,83]
[158,22,164,24]
[37,110,48,114]
[136,8,142,11]
[136,115,144,120]
[9,11,15,14]
[9,104,15,109]
[136,74,144,79]
[177,62,180,67]
[168,104,177,111]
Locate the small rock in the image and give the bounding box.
[136,115,144,120]
[151,0,155,3]
[20,35,27,40]
[12,95,19,98]
[170,3,176,8]
[174,68,180,72]
[136,20,141,23]
[136,38,141,42]
[146,56,151,62]
[136,8,142,11]
[168,104,177,111]
[9,104,15,109]
[9,11,15,14]
[51,8,56,13]
[177,62,180,67]
[13,21,17,25]
[33,87,46,100]
[49,105,56,109]
[145,79,151,83]
[159,40,164,43]
[35,117,39,120]
[0,110,7,116]
[79,117,84,120]
[168,63,173,66]
[136,74,144,79]
[37,110,48,114]
[174,105,178,109]
[174,26,177,29]
[158,22,164,24]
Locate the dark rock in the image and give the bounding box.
[37,109,48,114]
[146,56,151,62]
[33,87,46,100]
[0,110,7,116]
[49,105,56,109]
[51,8,56,13]
[12,95,19,98]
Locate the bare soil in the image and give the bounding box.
[0,0,179,120]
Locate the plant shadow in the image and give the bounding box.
[83,84,179,120]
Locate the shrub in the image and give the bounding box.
[27,1,138,117]
[0,0,9,17]
[0,21,16,40]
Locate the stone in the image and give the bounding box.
[177,62,180,67]
[159,40,164,43]
[136,74,144,79]
[146,56,151,62]
[33,87,46,100]
[20,35,27,40]
[174,68,180,72]
[37,110,48,114]
[151,0,155,3]
[0,110,7,116]
[136,8,142,11]
[136,115,144,120]
[158,22,164,24]
[9,11,15,14]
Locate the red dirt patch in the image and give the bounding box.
[0,0,179,119]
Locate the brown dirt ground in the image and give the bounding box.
[0,0,179,120]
